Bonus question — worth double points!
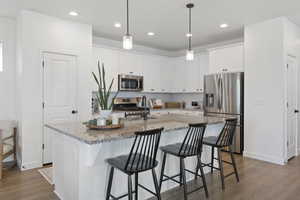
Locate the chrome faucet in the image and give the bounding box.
[141,96,149,120]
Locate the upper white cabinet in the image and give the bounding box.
[119,52,144,75]
[143,55,172,93]
[171,54,209,93]
[198,53,209,91]
[92,46,210,93]
[209,44,244,73]
[159,58,172,93]
[172,57,187,93]
[142,55,161,92]
[93,47,120,91]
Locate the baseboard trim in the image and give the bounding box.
[21,161,42,171]
[243,151,285,165]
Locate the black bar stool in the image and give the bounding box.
[105,128,164,200]
[200,118,239,190]
[159,123,209,200]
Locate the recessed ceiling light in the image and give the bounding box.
[220,24,229,28]
[186,33,192,37]
[69,11,79,16]
[147,32,155,36]
[114,22,121,28]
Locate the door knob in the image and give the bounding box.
[72,110,78,114]
[295,110,299,113]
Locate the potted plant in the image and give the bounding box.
[92,61,118,118]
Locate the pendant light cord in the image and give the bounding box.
[126,0,129,35]
[188,6,192,50]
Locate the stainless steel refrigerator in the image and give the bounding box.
[203,72,244,154]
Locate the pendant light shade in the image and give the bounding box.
[123,35,133,50]
[186,49,194,61]
[186,3,194,61]
[123,0,133,50]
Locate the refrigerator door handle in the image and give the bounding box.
[220,76,223,110]
[217,76,222,110]
[215,75,220,109]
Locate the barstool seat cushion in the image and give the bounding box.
[203,136,220,147]
[107,154,158,174]
[160,143,197,157]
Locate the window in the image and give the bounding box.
[0,43,2,72]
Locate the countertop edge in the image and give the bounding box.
[45,120,224,145]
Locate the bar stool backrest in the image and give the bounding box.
[125,128,164,172]
[179,123,207,157]
[216,118,238,147]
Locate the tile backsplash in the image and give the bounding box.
[92,91,203,113]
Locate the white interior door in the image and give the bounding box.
[43,52,78,164]
[286,56,298,160]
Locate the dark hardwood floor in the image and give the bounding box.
[1,154,300,200]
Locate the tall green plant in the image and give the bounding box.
[92,61,118,110]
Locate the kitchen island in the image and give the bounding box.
[46,113,226,200]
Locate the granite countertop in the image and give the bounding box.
[45,114,226,145]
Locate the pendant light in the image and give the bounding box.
[186,3,194,61]
[123,0,133,49]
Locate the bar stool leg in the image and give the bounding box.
[152,169,161,200]
[229,146,239,182]
[159,152,167,191]
[211,146,214,174]
[135,173,138,200]
[217,149,225,190]
[197,155,209,198]
[179,159,183,185]
[128,175,133,200]
[180,158,188,200]
[106,167,114,200]
[194,159,199,180]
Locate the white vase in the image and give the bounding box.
[100,110,112,118]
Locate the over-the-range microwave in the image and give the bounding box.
[118,74,144,91]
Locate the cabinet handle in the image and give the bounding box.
[151,89,155,91]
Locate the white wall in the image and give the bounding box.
[16,10,93,170]
[244,18,286,165]
[0,17,16,120]
[244,17,300,165]
[283,19,300,153]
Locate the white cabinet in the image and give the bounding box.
[172,57,187,93]
[199,53,209,92]
[209,44,244,73]
[142,55,161,92]
[142,55,172,93]
[185,55,202,93]
[119,52,144,75]
[171,54,209,93]
[92,47,209,94]
[93,47,119,91]
[159,58,172,93]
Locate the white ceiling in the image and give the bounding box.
[1,0,300,51]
